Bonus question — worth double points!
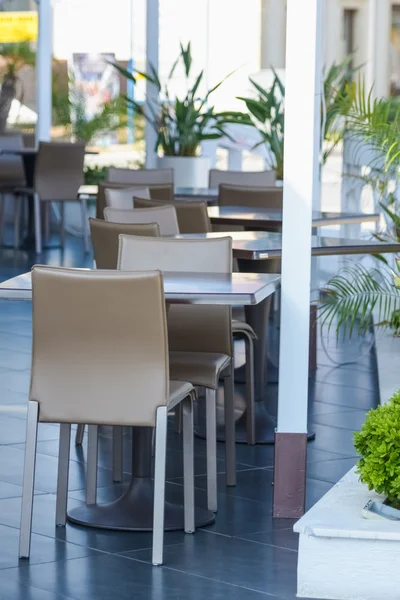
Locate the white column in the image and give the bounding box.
[35,0,52,143]
[260,0,286,69]
[375,0,391,98]
[145,0,159,168]
[277,0,323,434]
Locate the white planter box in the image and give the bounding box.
[295,468,400,600]
[374,330,400,405]
[157,156,210,188]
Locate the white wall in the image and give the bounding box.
[259,0,395,98]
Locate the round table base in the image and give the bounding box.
[67,477,215,531]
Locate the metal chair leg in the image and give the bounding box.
[75,424,85,445]
[60,202,65,249]
[182,395,195,534]
[13,196,22,249]
[56,423,71,526]
[80,197,89,254]
[205,388,217,512]
[174,403,183,434]
[0,194,5,244]
[33,193,42,254]
[112,425,123,483]
[19,401,39,559]
[152,406,168,566]
[244,336,256,445]
[86,425,98,506]
[224,363,236,487]
[43,202,51,243]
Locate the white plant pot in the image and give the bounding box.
[157,156,210,188]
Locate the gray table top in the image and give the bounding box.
[77,185,220,201]
[207,206,380,228]
[178,231,400,259]
[0,271,280,306]
[175,187,218,199]
[0,149,98,157]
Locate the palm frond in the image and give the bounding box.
[318,264,400,338]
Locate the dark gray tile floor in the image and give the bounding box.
[0,235,379,599]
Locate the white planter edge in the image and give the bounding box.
[374,328,400,405]
[294,468,400,600]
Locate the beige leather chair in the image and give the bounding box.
[75,219,161,471]
[118,235,235,511]
[104,186,150,209]
[96,182,174,220]
[134,197,211,234]
[19,266,195,566]
[209,169,276,189]
[107,167,174,185]
[0,135,26,248]
[130,199,256,443]
[90,218,160,269]
[15,142,88,254]
[104,206,179,236]
[219,184,283,209]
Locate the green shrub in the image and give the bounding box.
[354,390,400,508]
[84,166,107,185]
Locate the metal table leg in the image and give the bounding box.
[68,426,215,531]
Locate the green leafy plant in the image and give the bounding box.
[236,71,285,179]
[83,165,107,185]
[354,389,400,508]
[318,262,400,338]
[229,57,356,180]
[338,77,400,175]
[53,71,125,144]
[111,42,234,157]
[0,42,35,133]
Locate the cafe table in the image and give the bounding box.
[77,185,220,205]
[207,206,380,231]
[0,148,97,250]
[179,231,400,444]
[0,270,279,531]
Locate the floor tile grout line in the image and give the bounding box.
[234,535,298,554]
[118,552,283,598]
[0,572,79,600]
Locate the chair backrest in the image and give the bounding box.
[107,167,174,185]
[96,182,174,219]
[104,205,179,236]
[0,134,25,184]
[218,184,283,209]
[118,236,233,356]
[30,266,169,427]
[134,197,211,233]
[34,142,85,201]
[89,218,160,269]
[104,186,150,209]
[209,169,276,188]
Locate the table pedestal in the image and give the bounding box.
[68,427,215,531]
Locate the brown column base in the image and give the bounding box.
[273,432,307,518]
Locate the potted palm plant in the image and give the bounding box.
[112,42,234,187]
[0,42,35,133]
[227,58,356,182]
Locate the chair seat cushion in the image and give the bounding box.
[169,351,231,390]
[232,320,257,339]
[168,380,195,409]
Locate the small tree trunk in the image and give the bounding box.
[0,74,17,133]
